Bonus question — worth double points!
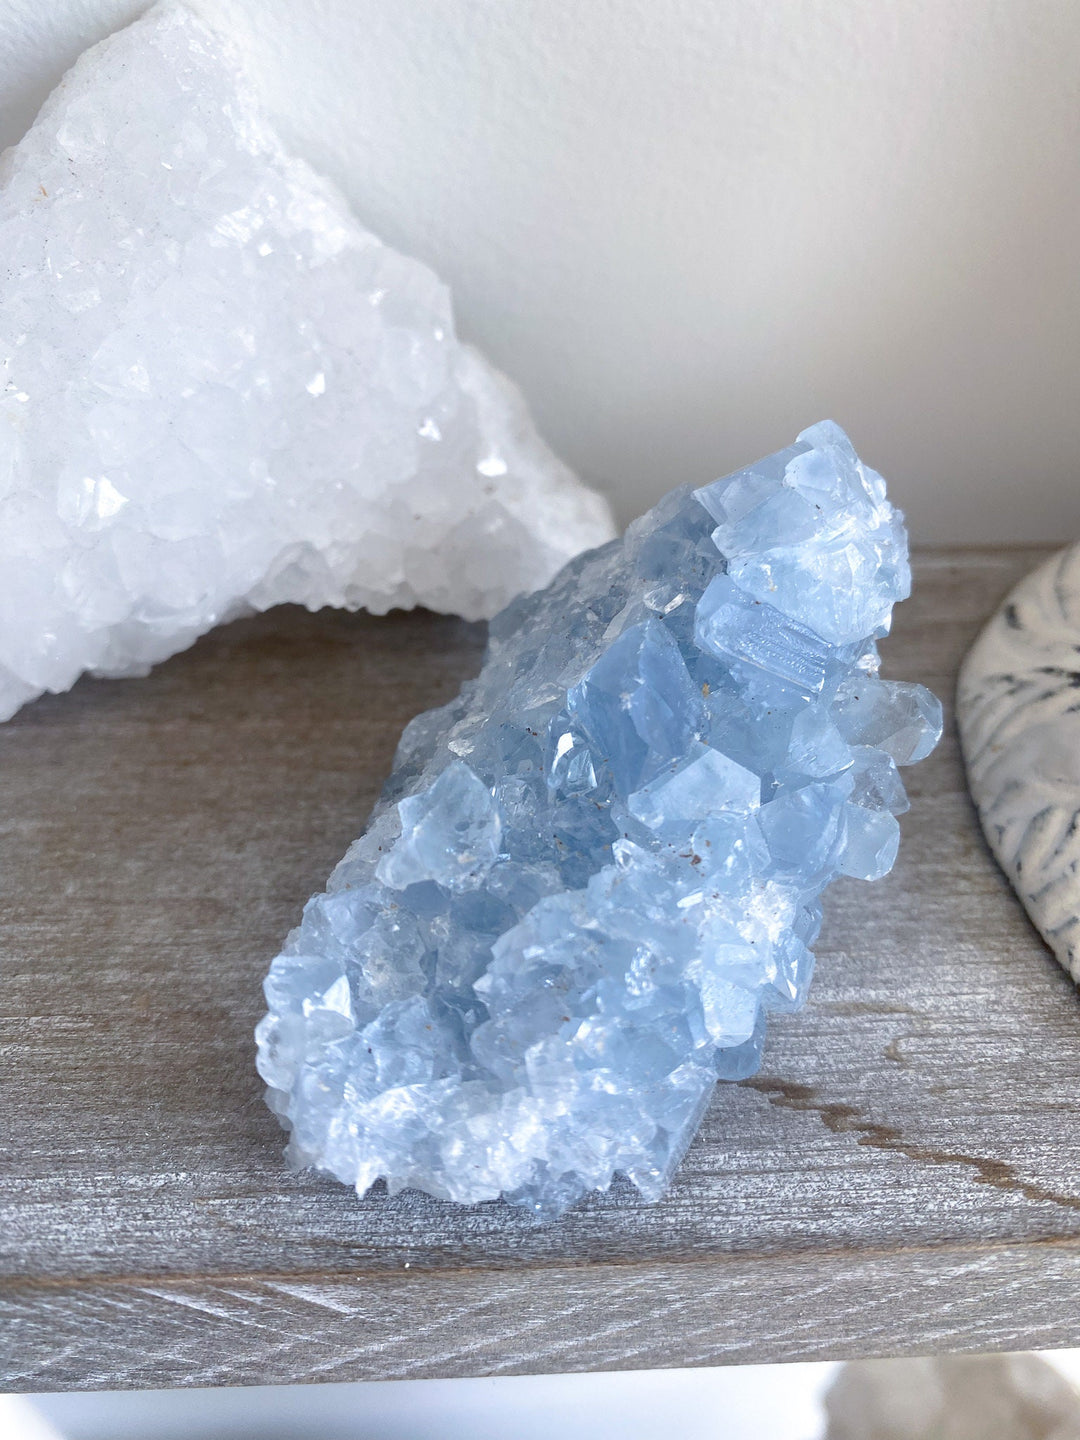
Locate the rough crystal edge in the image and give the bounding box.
[0,0,615,720]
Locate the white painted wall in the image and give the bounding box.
[2,0,1079,539]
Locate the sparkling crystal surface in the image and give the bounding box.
[256,422,942,1218]
[0,1,614,721]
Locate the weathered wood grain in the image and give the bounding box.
[3,546,1079,1390]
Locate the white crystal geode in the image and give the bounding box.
[0,2,614,720]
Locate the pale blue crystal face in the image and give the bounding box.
[256,420,942,1219]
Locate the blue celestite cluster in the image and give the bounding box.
[256,422,942,1218]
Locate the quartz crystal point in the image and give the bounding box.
[256,422,942,1218]
[0,2,614,721]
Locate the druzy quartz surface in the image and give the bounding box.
[0,2,613,721]
[256,423,942,1218]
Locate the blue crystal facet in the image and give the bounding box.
[256,421,942,1219]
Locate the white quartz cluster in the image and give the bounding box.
[0,2,614,720]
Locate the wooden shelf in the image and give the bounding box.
[5,545,1079,1391]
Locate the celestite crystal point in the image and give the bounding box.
[0,2,614,720]
[256,422,942,1218]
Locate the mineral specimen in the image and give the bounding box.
[958,545,1080,981]
[256,422,942,1218]
[824,1354,1080,1440]
[0,2,613,721]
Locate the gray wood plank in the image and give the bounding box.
[4,545,1079,1390]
